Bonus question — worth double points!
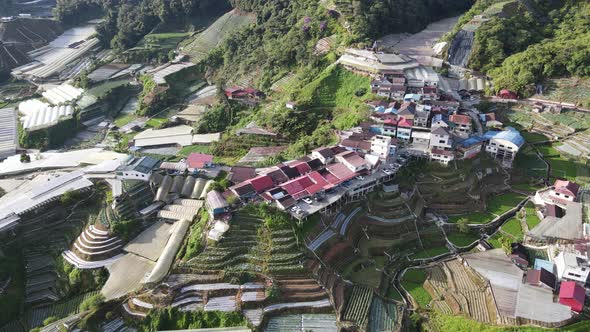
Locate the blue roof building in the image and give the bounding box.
[484,127,525,167]
[534,259,556,275]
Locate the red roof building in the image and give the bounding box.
[292,161,312,175]
[449,114,471,126]
[248,175,274,193]
[559,281,585,312]
[281,176,314,196]
[499,89,517,99]
[187,153,214,169]
[552,180,580,202]
[397,118,413,128]
[227,166,256,184]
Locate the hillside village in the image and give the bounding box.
[1,0,590,332]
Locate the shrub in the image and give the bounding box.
[43,316,59,326]
[111,219,141,241]
[265,283,281,302]
[79,294,105,312]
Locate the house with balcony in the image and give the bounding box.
[484,127,525,167]
[396,118,413,141]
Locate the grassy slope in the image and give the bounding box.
[401,269,431,308]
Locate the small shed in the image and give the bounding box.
[206,190,229,219]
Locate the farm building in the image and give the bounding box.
[0,108,18,160]
[499,89,517,99]
[192,132,221,145]
[133,125,195,148]
[227,166,257,184]
[206,190,230,220]
[236,121,277,137]
[172,104,208,124]
[527,201,583,243]
[337,48,420,77]
[187,153,214,170]
[464,250,573,325]
[148,62,196,85]
[41,84,84,105]
[225,87,265,105]
[19,102,74,131]
[0,170,94,234]
[116,156,161,181]
[238,146,287,165]
[11,23,100,81]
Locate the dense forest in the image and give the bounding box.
[54,0,230,50]
[201,0,340,89]
[489,0,590,96]
[448,0,590,96]
[335,0,475,40]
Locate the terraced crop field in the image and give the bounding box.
[183,10,255,63]
[368,297,400,332]
[486,193,525,216]
[401,269,431,308]
[182,210,303,275]
[24,291,99,329]
[524,202,541,230]
[501,217,523,241]
[342,286,373,329]
[447,232,480,248]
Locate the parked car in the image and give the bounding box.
[356,176,365,181]
[302,197,313,204]
[383,169,393,175]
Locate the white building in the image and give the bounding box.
[370,135,393,160]
[336,151,368,173]
[555,252,590,285]
[0,108,18,160]
[429,127,452,150]
[311,147,335,165]
[485,127,525,167]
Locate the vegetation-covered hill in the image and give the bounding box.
[448,0,590,97]
[54,0,231,50]
[334,0,475,40]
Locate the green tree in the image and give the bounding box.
[79,294,105,312]
[457,217,470,233]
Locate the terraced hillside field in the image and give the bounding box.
[417,159,509,216]
[181,208,304,276]
[0,18,63,72]
[411,259,498,324]
[182,10,255,63]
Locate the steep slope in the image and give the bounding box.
[0,18,63,74]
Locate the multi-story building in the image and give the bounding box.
[429,126,452,150]
[484,127,525,167]
[396,118,413,141]
[449,114,472,137]
[414,110,431,128]
[370,135,393,160]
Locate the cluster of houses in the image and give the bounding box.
[204,144,398,221]
[504,179,589,320]
[340,99,524,167]
[334,49,525,167]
